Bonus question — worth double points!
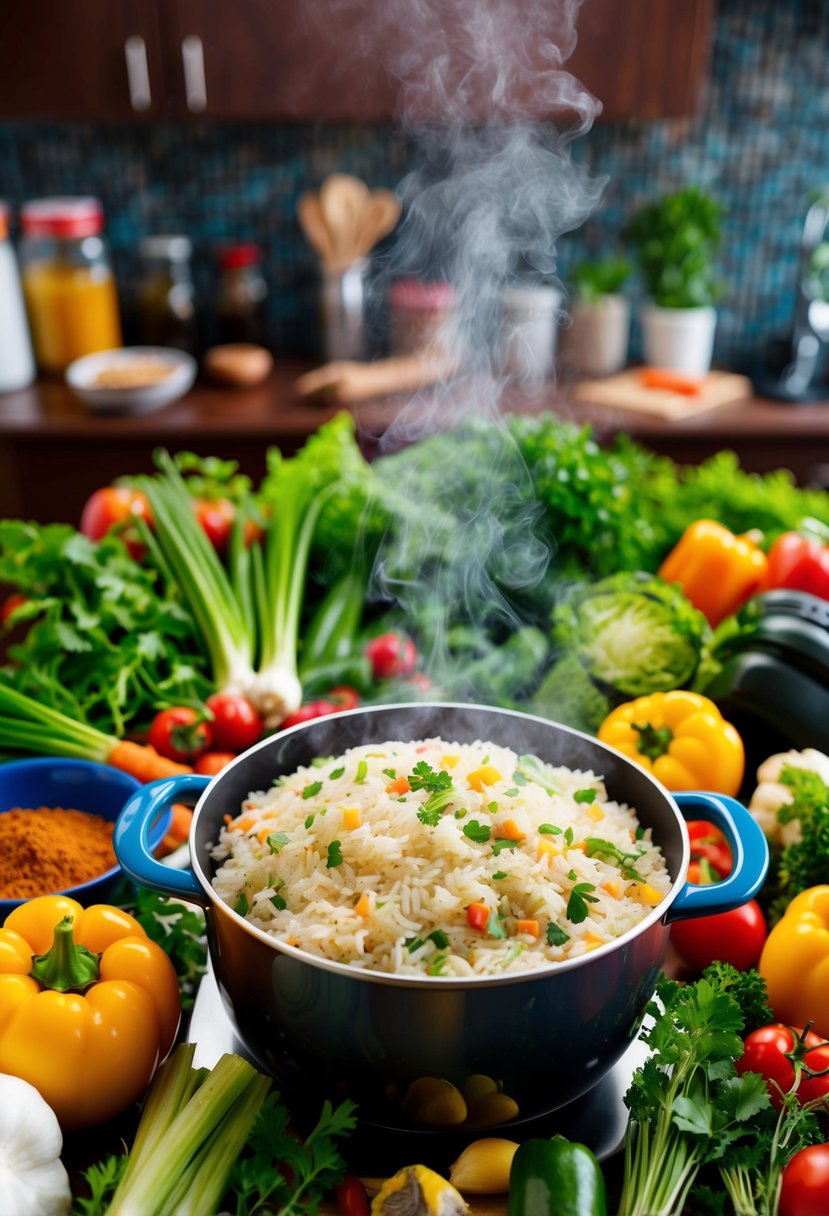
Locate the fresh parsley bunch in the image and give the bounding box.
[618,970,772,1216]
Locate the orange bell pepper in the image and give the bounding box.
[659,518,768,626]
[0,895,181,1129]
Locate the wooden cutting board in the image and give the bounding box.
[574,368,753,421]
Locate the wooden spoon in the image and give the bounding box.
[319,174,370,268]
[297,191,335,266]
[354,189,402,258]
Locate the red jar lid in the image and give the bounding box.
[388,278,455,312]
[21,196,105,239]
[219,244,262,270]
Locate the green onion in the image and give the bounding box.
[355,760,368,783]
[302,781,323,800]
[326,841,343,868]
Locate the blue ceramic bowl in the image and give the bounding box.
[0,757,168,919]
[115,703,770,1130]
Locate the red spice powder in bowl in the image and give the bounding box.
[0,758,169,918]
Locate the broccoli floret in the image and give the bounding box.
[529,651,611,734]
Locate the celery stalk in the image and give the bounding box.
[113,1044,199,1197]
[159,1074,271,1216]
[106,1053,260,1216]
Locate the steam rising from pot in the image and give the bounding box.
[319,0,607,688]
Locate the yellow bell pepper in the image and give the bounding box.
[759,885,829,1039]
[659,518,768,626]
[0,895,181,1130]
[597,689,745,797]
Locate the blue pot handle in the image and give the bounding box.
[664,791,770,924]
[114,774,211,906]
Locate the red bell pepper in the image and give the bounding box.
[763,531,829,601]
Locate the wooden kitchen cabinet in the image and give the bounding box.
[0,0,715,123]
[0,0,166,119]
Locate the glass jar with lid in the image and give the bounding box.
[215,244,268,347]
[19,196,122,374]
[137,234,199,355]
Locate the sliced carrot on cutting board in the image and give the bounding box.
[639,367,706,395]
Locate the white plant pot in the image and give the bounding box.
[641,303,717,375]
[563,294,630,377]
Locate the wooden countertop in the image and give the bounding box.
[2,361,829,522]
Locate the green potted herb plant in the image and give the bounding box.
[624,185,725,374]
[563,255,631,376]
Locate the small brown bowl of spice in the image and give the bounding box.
[0,758,169,918]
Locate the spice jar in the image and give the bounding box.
[137,234,199,354]
[388,278,454,355]
[215,244,268,347]
[19,197,122,374]
[0,204,36,392]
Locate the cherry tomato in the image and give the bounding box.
[194,751,238,776]
[0,592,27,625]
[364,631,417,679]
[80,487,153,559]
[327,686,361,711]
[280,700,338,729]
[194,498,236,554]
[205,692,263,752]
[335,1175,370,1216]
[737,1024,829,1111]
[148,707,213,763]
[670,898,767,972]
[779,1144,829,1216]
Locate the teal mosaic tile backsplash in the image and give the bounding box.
[0,0,826,371]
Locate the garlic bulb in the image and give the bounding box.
[0,1074,71,1216]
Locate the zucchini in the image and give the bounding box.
[507,1137,607,1216]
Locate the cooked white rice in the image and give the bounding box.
[210,738,671,977]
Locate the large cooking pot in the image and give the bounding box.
[114,703,768,1129]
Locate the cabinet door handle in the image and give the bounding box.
[181,35,208,112]
[124,35,152,112]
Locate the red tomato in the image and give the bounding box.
[335,1176,370,1216]
[738,1024,829,1111]
[148,707,213,763]
[280,700,338,729]
[686,819,732,878]
[80,487,152,559]
[328,686,361,711]
[364,631,417,679]
[205,692,263,753]
[194,751,238,776]
[765,531,829,601]
[0,592,27,624]
[779,1144,829,1216]
[670,899,767,972]
[194,498,236,554]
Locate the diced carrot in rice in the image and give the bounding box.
[496,818,526,842]
[354,892,372,917]
[517,919,539,937]
[602,880,622,898]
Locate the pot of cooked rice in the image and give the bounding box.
[115,703,769,1129]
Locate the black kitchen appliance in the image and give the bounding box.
[704,589,829,794]
[754,199,829,403]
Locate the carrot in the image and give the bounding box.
[639,366,705,395]
[517,919,540,937]
[466,902,491,932]
[354,892,372,918]
[156,803,193,857]
[108,739,192,783]
[496,818,526,842]
[385,776,411,795]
